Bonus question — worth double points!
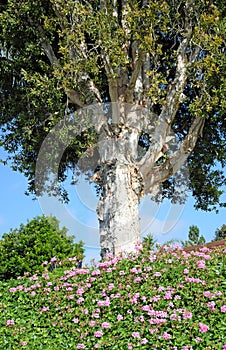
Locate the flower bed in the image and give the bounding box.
[0,241,225,349]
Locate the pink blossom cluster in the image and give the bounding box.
[184,276,206,285]
[5,319,15,326]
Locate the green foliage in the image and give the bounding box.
[0,215,84,281]
[0,242,225,349]
[212,224,226,241]
[142,233,157,251]
[183,225,206,247]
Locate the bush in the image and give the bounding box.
[0,215,84,280]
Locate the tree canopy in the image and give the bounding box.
[0,1,225,252]
[212,224,226,241]
[182,224,206,247]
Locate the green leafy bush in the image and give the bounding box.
[0,215,84,280]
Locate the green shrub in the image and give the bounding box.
[0,215,84,280]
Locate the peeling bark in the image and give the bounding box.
[97,162,143,259]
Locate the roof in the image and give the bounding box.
[183,239,225,253]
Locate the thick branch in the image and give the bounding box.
[138,1,194,170]
[142,117,205,194]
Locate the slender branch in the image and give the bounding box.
[101,51,119,102]
[28,16,59,66]
[125,51,145,103]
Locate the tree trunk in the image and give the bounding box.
[97,161,143,259]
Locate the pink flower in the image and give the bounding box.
[94,330,103,338]
[134,277,141,282]
[164,291,172,300]
[221,306,226,312]
[77,287,85,296]
[140,316,145,322]
[21,341,27,346]
[101,322,110,329]
[204,291,211,298]
[119,270,125,275]
[108,283,114,290]
[77,344,86,349]
[168,302,175,308]
[158,286,165,291]
[29,274,38,281]
[197,260,206,269]
[6,319,15,326]
[94,344,100,349]
[141,338,148,344]
[9,287,17,292]
[50,257,57,262]
[183,268,189,274]
[152,295,161,302]
[117,314,123,321]
[223,345,226,350]
[89,321,96,326]
[163,332,172,339]
[198,322,209,333]
[207,301,215,311]
[76,297,84,304]
[72,318,79,323]
[149,328,158,334]
[30,291,36,296]
[40,306,49,314]
[195,337,201,344]
[154,272,162,277]
[92,269,100,276]
[132,332,140,338]
[183,312,192,319]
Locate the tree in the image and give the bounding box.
[183,225,206,247]
[212,224,226,241]
[0,215,84,280]
[142,233,157,251]
[0,1,225,258]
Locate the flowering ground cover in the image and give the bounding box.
[0,242,225,349]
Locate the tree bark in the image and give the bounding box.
[97,162,143,259]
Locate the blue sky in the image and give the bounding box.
[0,146,225,264]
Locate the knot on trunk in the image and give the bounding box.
[130,167,144,199]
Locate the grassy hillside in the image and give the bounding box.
[0,242,225,349]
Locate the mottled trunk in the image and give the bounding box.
[97,161,142,259]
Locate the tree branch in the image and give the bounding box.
[125,51,145,103]
[138,0,194,171]
[142,117,205,195]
